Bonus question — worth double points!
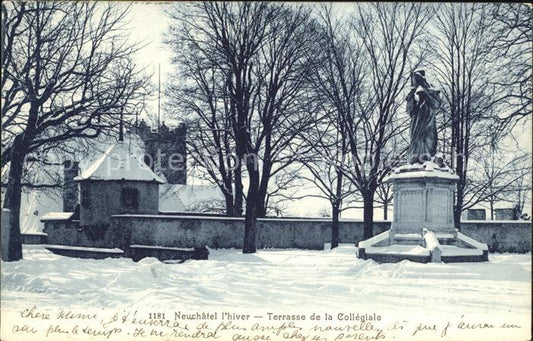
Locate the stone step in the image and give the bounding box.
[391,232,458,245]
[392,233,424,245]
[434,232,457,245]
[44,244,123,259]
[128,245,209,262]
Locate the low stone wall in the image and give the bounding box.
[21,233,48,245]
[110,215,531,253]
[110,215,391,250]
[43,220,118,248]
[42,214,532,253]
[461,221,531,253]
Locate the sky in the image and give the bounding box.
[127,2,174,125]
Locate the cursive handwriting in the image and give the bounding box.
[4,306,527,340]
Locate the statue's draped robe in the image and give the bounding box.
[406,85,440,164]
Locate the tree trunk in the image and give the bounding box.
[2,136,24,261]
[454,146,465,231]
[243,200,258,253]
[255,160,271,218]
[362,191,374,240]
[243,169,259,254]
[331,169,343,249]
[234,163,243,216]
[224,192,235,217]
[242,143,260,253]
[490,200,494,221]
[383,201,388,220]
[255,197,267,218]
[331,204,340,249]
[453,193,463,231]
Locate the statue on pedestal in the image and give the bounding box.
[406,70,441,164]
[357,69,488,264]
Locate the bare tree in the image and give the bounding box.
[488,3,532,130]
[300,113,355,248]
[1,2,148,261]
[263,165,308,217]
[375,182,393,220]
[512,162,532,219]
[308,3,430,239]
[464,145,531,220]
[166,2,322,253]
[164,45,244,216]
[430,3,531,228]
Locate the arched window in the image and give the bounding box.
[121,187,139,210]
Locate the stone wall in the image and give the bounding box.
[461,221,531,253]
[42,214,531,253]
[44,219,123,248]
[109,215,390,250]
[109,215,531,253]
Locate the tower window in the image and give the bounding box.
[121,187,139,210]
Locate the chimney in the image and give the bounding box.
[63,161,79,212]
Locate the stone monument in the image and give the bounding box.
[358,70,488,263]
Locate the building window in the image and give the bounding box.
[121,187,139,210]
[81,186,91,209]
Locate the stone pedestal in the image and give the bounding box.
[357,162,488,263]
[388,166,458,243]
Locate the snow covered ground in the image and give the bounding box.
[1,245,531,341]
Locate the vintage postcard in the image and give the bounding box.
[1,2,531,341]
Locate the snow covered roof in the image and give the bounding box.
[74,143,164,183]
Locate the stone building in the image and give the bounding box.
[38,141,212,261]
[74,142,164,228]
[135,120,187,185]
[41,142,167,251]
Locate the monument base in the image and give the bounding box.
[357,162,488,263]
[357,230,489,263]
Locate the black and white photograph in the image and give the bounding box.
[1,2,531,340]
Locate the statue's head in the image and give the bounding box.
[412,70,427,87]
